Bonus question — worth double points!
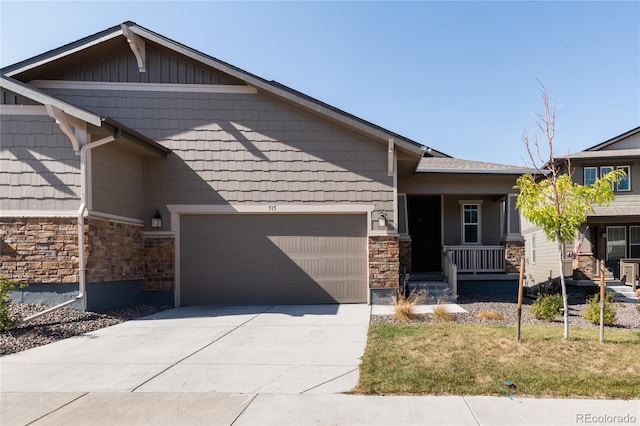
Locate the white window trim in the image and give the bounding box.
[531,235,537,264]
[630,226,640,257]
[600,166,615,191]
[584,166,597,186]
[617,166,631,191]
[459,200,483,245]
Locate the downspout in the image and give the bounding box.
[13,132,119,326]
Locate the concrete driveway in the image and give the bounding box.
[1,304,370,394]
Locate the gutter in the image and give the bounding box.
[12,132,119,327]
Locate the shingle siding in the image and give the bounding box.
[0,114,81,212]
[91,144,145,219]
[42,88,395,229]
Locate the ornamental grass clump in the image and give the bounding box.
[431,304,454,322]
[530,293,564,322]
[583,293,617,326]
[476,310,504,321]
[393,290,425,321]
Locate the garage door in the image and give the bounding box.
[180,214,368,305]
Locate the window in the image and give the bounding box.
[631,226,640,258]
[584,167,597,186]
[606,226,626,261]
[462,203,480,244]
[600,166,614,190]
[531,235,537,264]
[617,166,630,191]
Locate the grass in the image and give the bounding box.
[431,304,454,322]
[356,323,640,399]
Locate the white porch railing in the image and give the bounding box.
[441,249,458,298]
[444,245,506,273]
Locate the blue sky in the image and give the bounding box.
[1,1,638,166]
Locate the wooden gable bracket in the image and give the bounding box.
[121,24,146,72]
[388,137,395,176]
[45,105,89,153]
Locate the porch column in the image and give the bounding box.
[369,235,400,303]
[503,194,524,273]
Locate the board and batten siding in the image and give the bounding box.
[0,113,81,212]
[43,88,396,230]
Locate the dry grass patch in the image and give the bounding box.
[393,291,425,321]
[431,304,454,322]
[476,310,505,321]
[357,323,640,398]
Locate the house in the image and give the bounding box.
[521,126,640,293]
[1,22,526,311]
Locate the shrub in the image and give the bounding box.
[530,293,564,322]
[1,278,24,331]
[394,290,425,321]
[583,293,616,326]
[476,310,504,321]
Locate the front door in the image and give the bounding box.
[606,226,626,278]
[408,195,442,272]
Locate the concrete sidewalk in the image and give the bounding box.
[2,392,638,425]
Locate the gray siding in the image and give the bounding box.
[0,114,80,212]
[91,143,145,219]
[1,89,39,105]
[442,195,504,245]
[43,88,395,230]
[521,219,570,286]
[50,43,242,85]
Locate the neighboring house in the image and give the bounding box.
[521,126,640,290]
[1,22,526,310]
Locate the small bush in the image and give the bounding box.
[394,290,425,321]
[1,278,24,331]
[530,293,564,322]
[583,293,616,326]
[476,310,504,321]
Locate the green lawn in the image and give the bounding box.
[356,323,640,399]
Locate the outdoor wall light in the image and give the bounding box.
[151,210,162,228]
[378,211,386,227]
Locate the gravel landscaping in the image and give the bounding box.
[372,295,640,330]
[0,302,170,356]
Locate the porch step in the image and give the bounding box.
[407,281,455,303]
[605,284,639,303]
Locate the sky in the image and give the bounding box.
[1,1,638,166]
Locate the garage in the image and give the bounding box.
[179,213,368,305]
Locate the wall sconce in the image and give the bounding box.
[601,231,606,239]
[378,211,386,227]
[151,210,162,228]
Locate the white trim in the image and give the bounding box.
[392,148,398,232]
[168,204,377,307]
[122,24,146,72]
[142,231,175,238]
[167,203,376,216]
[1,211,77,217]
[29,80,258,94]
[459,200,483,245]
[617,166,631,192]
[5,30,124,77]
[87,210,144,226]
[0,105,48,115]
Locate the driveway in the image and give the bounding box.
[1,304,370,394]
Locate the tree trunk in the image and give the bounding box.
[556,240,569,339]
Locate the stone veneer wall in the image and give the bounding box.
[572,254,596,280]
[368,235,400,288]
[143,236,175,291]
[0,217,80,284]
[85,218,144,283]
[504,239,525,273]
[399,238,412,274]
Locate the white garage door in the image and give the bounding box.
[180,214,368,305]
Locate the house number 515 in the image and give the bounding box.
[268,205,277,211]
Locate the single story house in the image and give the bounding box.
[1,22,527,310]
